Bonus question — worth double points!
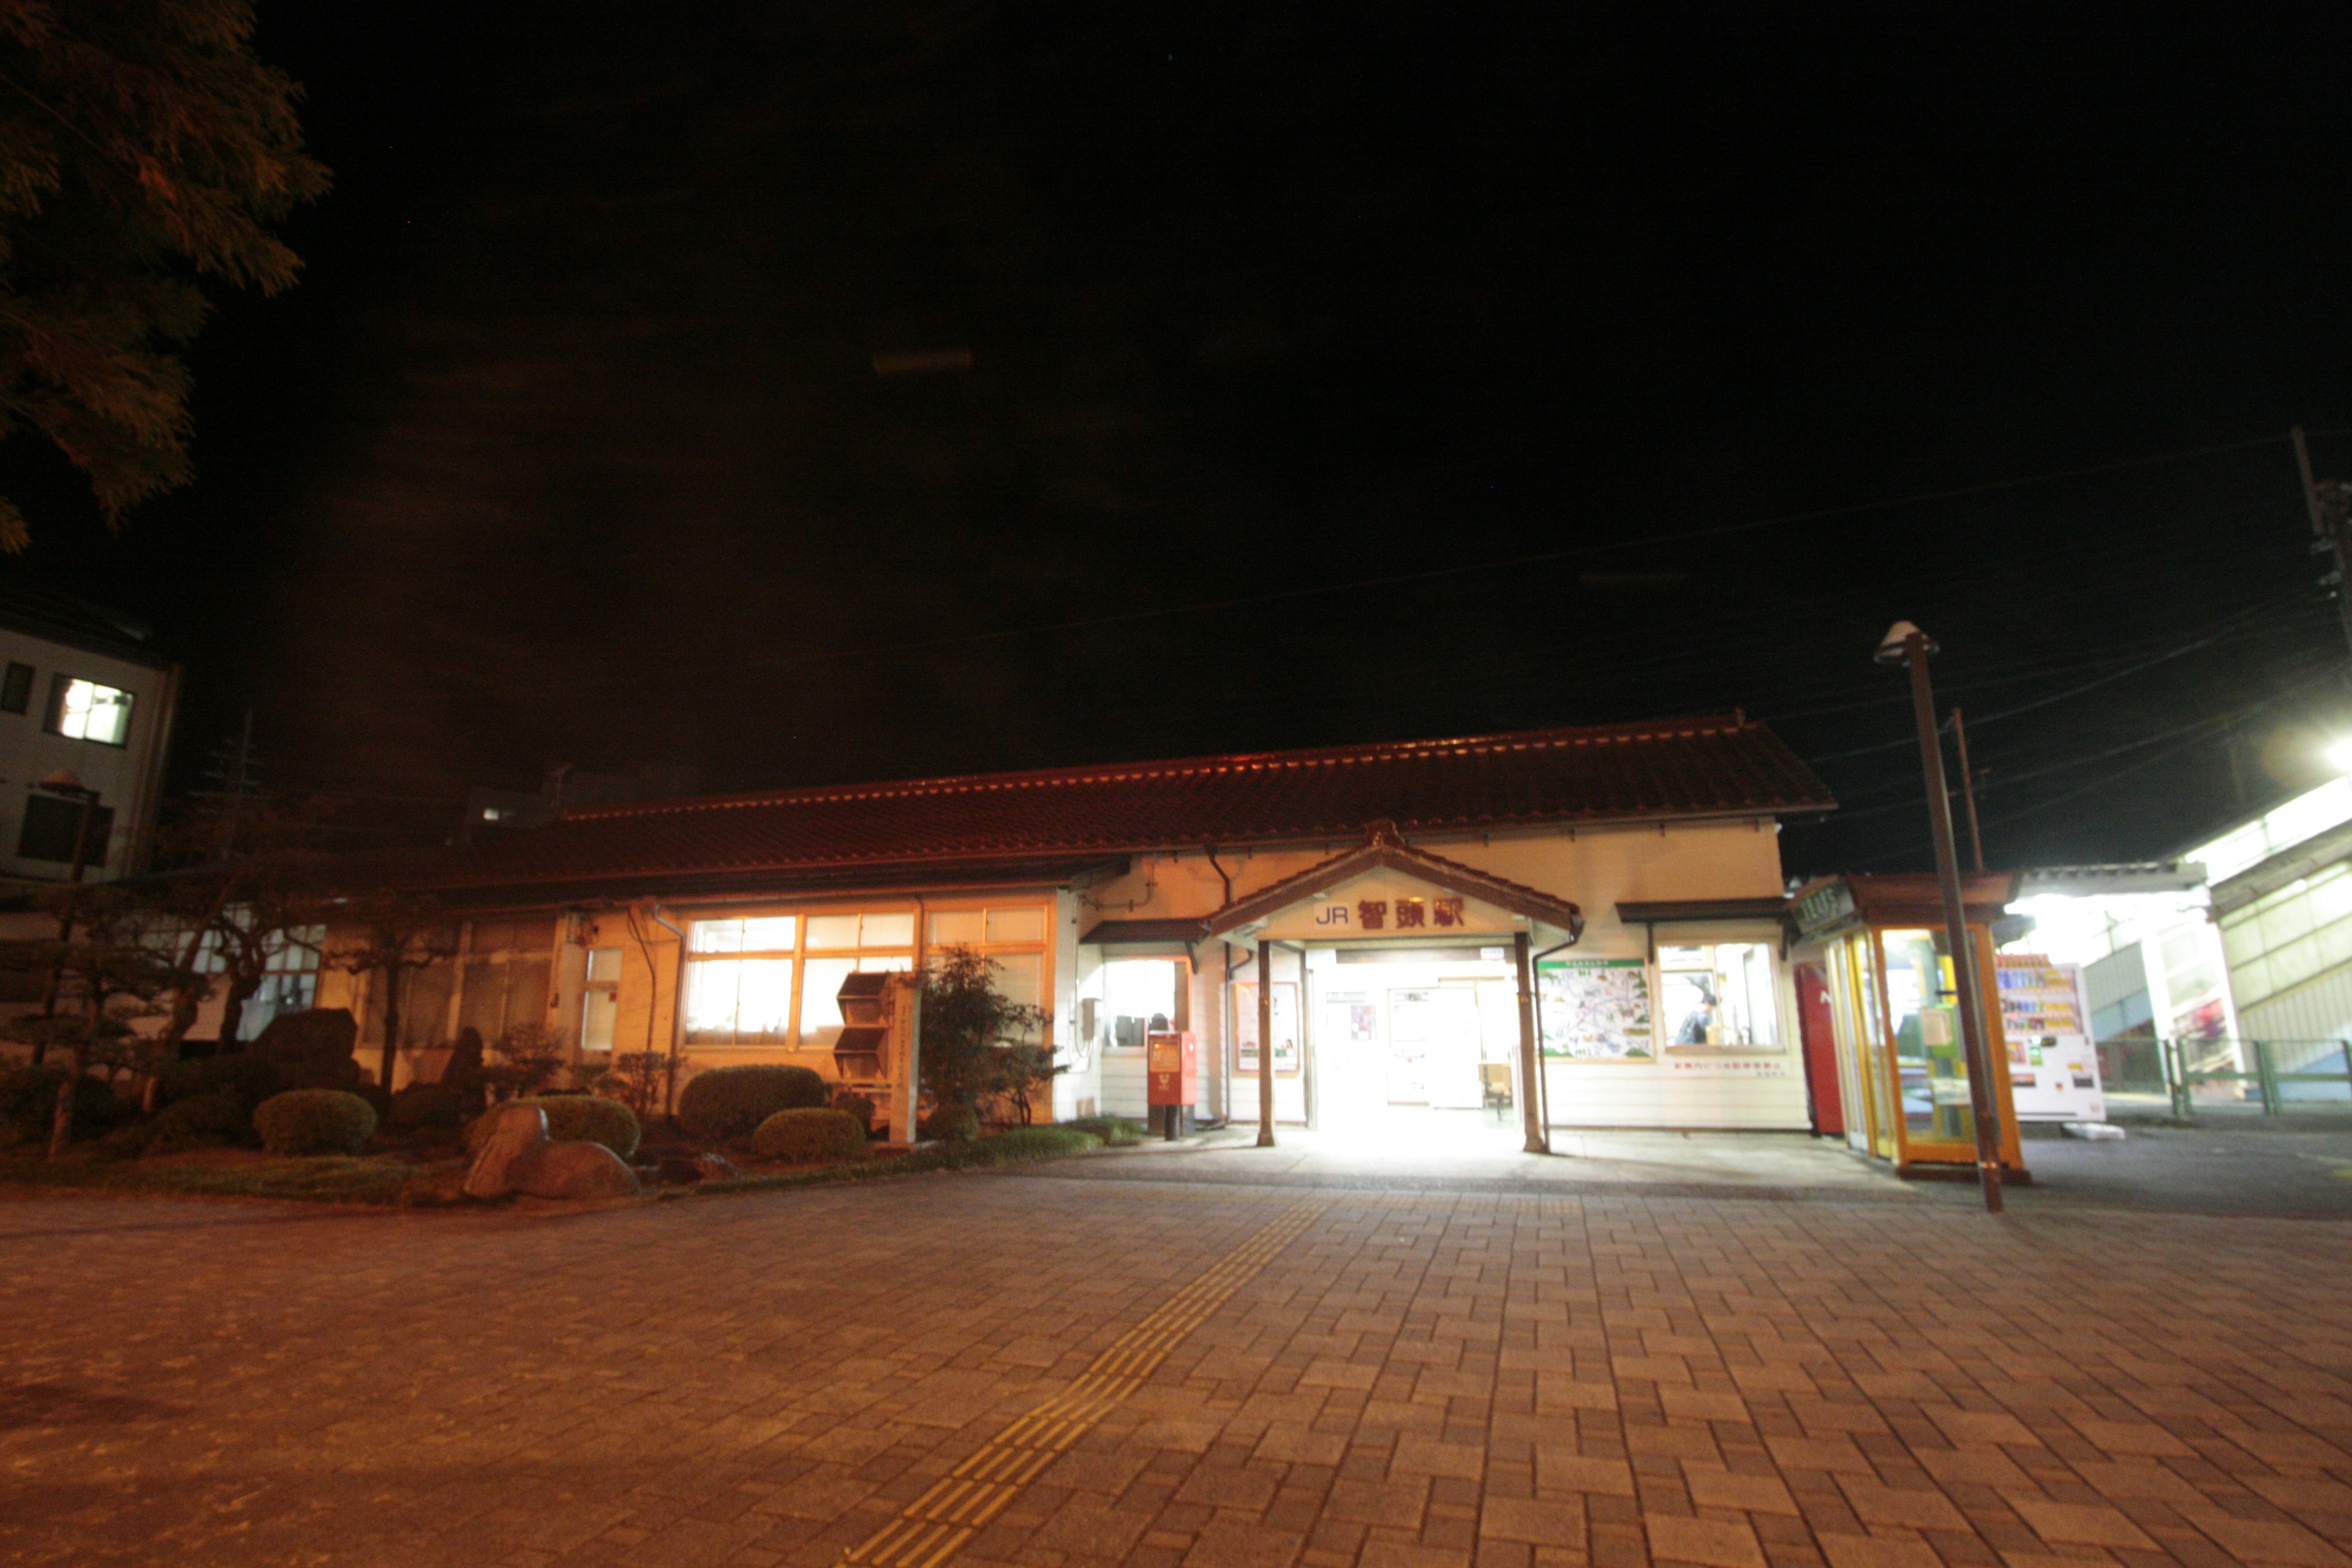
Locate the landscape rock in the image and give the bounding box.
[463,1104,548,1198]
[513,1139,641,1199]
[657,1154,704,1185]
[692,1153,739,1182]
[248,1009,363,1090]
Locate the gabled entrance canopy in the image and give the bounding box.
[1205,822,1585,947]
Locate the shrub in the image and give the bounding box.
[750,1107,869,1164]
[1061,1114,1143,1147]
[463,1096,643,1159]
[922,1103,980,1144]
[143,1090,250,1153]
[254,1090,379,1157]
[0,1065,122,1143]
[676,1064,829,1143]
[178,1052,286,1114]
[832,1088,876,1134]
[386,1083,468,1131]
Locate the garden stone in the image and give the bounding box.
[463,1104,547,1199]
[657,1154,704,1184]
[692,1153,739,1182]
[249,1009,362,1090]
[513,1139,639,1199]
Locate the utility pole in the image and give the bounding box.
[2294,427,2352,662]
[1879,623,2005,1215]
[1948,707,1985,872]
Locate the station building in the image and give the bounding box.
[312,714,1841,1139]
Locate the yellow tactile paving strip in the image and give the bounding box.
[842,1200,1328,1568]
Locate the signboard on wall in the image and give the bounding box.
[1246,871,1529,943]
[1232,981,1300,1076]
[1536,958,1654,1060]
[1996,956,2104,1121]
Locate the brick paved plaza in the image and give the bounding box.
[4,1155,2351,1568]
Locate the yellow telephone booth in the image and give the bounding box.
[1791,873,2027,1179]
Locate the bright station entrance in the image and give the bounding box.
[1306,944,1525,1141]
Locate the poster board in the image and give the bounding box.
[1536,958,1654,1061]
[1995,956,2104,1121]
[1232,981,1300,1076]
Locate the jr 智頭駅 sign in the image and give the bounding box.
[1244,870,1534,945]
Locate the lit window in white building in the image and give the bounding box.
[47,676,133,746]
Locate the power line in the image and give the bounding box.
[654,428,2329,682]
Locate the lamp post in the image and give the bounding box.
[1876,623,2005,1213]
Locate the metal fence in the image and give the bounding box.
[2111,1036,2352,1118]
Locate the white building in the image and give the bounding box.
[0,584,178,888]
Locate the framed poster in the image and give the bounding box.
[1233,981,1301,1076]
[1536,958,1655,1061]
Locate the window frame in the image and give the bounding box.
[676,899,1056,1053]
[43,674,134,747]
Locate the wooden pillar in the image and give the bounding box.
[1257,938,1276,1147]
[1513,930,1548,1153]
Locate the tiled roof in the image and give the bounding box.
[413,714,1833,898]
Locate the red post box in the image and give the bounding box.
[1147,1030,1197,1139]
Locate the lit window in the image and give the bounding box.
[47,676,133,746]
[1659,943,1779,1052]
[582,946,622,1052]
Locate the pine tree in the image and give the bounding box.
[0,1,328,545]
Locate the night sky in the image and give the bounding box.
[9,4,2352,875]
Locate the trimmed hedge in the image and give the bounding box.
[139,1090,249,1153]
[679,1125,1102,1199]
[750,1107,868,1164]
[922,1103,981,1144]
[463,1096,643,1159]
[832,1088,876,1134]
[676,1065,828,1143]
[253,1090,379,1157]
[1061,1114,1144,1147]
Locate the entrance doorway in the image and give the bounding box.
[1310,944,1523,1144]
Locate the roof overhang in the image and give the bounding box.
[1204,821,1583,948]
[1615,897,1792,925]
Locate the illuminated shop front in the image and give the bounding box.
[1790,873,2027,1176]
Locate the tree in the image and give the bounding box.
[0,881,192,1156]
[147,794,330,1054]
[0,1,328,546]
[918,946,1050,1121]
[324,891,456,1094]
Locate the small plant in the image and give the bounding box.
[831,1087,876,1135]
[750,1107,868,1164]
[0,1065,121,1144]
[140,1090,249,1153]
[463,1096,642,1159]
[1061,1114,1144,1147]
[921,1103,981,1144]
[252,1090,379,1157]
[676,1064,829,1143]
[485,1022,566,1101]
[986,1042,1062,1126]
[586,1050,668,1119]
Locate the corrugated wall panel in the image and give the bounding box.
[2239,963,2352,1050]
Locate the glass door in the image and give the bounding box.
[1841,933,1895,1158]
[1878,927,1979,1161]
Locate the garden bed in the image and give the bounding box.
[0,1119,1129,1207]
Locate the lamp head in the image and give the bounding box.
[1874,620,1936,665]
[2328,738,2352,777]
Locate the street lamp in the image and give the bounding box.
[1876,622,2007,1213]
